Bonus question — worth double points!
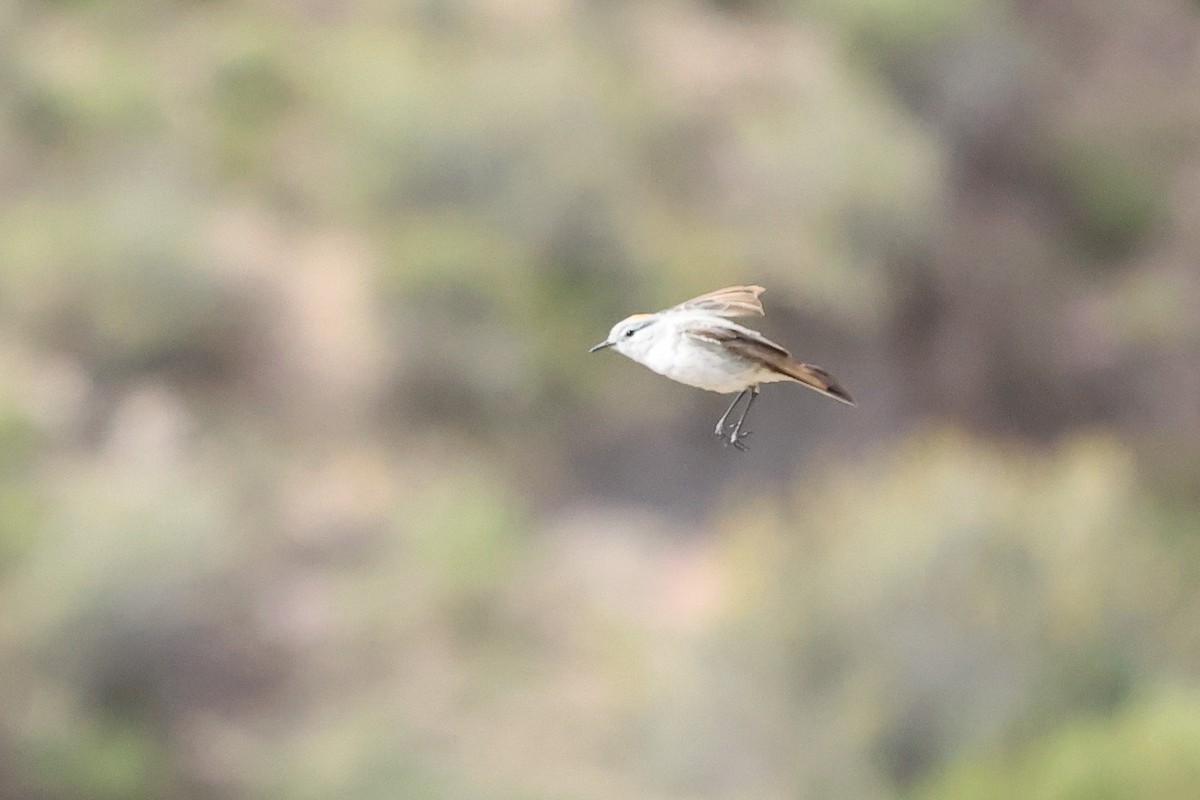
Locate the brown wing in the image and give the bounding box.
[687,324,855,406]
[670,285,766,318]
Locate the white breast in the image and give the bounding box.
[633,318,771,393]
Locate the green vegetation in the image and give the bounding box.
[1,0,1198,798]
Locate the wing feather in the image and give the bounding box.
[670,285,766,318]
[686,323,855,405]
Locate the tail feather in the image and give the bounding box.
[776,361,856,406]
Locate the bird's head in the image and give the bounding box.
[589,313,661,358]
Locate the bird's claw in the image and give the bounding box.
[713,387,757,452]
[723,429,752,451]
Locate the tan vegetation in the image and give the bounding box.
[1,0,1199,798]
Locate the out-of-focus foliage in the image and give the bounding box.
[710,433,1200,798]
[1,0,1199,798]
[918,692,1200,800]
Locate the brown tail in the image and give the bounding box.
[687,323,856,406]
[776,360,855,406]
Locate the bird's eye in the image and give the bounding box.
[624,328,636,337]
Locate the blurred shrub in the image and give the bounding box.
[1054,141,1165,261]
[917,691,1200,800]
[704,431,1200,797]
[0,1,1198,799]
[0,395,43,573]
[808,0,980,55]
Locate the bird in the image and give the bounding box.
[589,285,854,450]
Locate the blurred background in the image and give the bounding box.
[2,0,1200,798]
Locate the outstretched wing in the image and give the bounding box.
[669,285,766,318]
[686,323,856,406]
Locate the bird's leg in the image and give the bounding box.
[714,389,749,437]
[726,385,759,451]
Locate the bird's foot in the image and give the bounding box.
[724,429,752,451]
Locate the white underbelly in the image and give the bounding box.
[639,336,781,393]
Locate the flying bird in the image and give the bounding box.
[590,285,854,450]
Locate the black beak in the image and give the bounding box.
[589,340,614,353]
